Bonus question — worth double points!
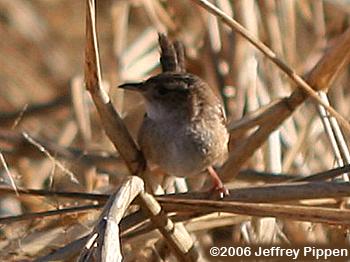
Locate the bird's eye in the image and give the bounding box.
[157,88,170,96]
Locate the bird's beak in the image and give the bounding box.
[118,82,145,92]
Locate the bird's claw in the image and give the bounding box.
[211,185,229,199]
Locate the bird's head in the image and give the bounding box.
[119,72,210,121]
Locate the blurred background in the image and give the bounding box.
[1,0,350,260]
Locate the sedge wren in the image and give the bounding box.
[119,34,229,196]
[119,37,229,196]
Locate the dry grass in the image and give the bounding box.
[1,0,350,261]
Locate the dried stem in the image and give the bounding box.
[85,0,143,175]
[190,0,350,134]
[221,27,350,181]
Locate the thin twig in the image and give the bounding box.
[0,204,103,224]
[160,198,350,226]
[0,94,70,125]
[0,128,120,170]
[190,0,350,134]
[0,150,18,196]
[2,179,350,209]
[22,132,79,184]
[318,91,350,181]
[220,27,350,181]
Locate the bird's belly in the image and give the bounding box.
[165,139,208,176]
[147,139,208,176]
[139,121,227,177]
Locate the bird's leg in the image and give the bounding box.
[207,166,229,197]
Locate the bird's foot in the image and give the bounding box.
[211,184,229,199]
[207,166,229,199]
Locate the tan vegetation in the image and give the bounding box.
[1,0,350,261]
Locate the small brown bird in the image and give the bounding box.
[119,72,229,196]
